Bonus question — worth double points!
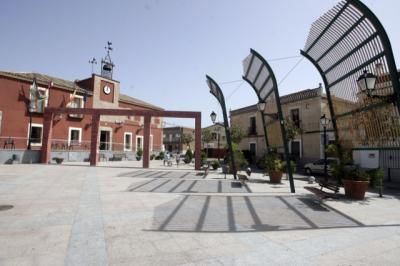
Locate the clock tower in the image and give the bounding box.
[90,41,120,108]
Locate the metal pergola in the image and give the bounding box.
[242,48,295,193]
[301,0,400,150]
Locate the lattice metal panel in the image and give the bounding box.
[301,0,400,148]
[242,49,286,150]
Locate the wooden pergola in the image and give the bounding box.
[41,107,202,170]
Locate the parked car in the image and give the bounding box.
[304,158,339,175]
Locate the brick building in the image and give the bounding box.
[163,127,195,154]
[0,70,164,162]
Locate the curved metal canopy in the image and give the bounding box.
[242,49,295,193]
[301,0,400,148]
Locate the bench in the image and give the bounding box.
[237,173,249,185]
[318,180,339,194]
[110,152,127,161]
[201,163,210,176]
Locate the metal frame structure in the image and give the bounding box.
[242,48,295,193]
[40,107,202,170]
[301,0,400,149]
[206,75,237,180]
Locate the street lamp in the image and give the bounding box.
[210,111,221,162]
[210,111,216,124]
[320,114,330,182]
[357,70,377,96]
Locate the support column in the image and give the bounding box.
[90,113,100,166]
[143,115,151,168]
[41,112,54,164]
[194,113,201,170]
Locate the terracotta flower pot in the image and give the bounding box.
[269,170,282,183]
[351,180,369,200]
[342,179,353,197]
[342,179,369,200]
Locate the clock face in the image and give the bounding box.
[103,85,111,95]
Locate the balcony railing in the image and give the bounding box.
[248,127,257,136]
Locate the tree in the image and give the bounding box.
[202,129,212,150]
[181,133,194,148]
[284,118,303,141]
[230,126,245,144]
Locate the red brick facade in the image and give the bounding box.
[0,72,163,153]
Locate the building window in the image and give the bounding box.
[68,94,84,118]
[124,132,132,151]
[68,127,82,146]
[249,116,257,135]
[211,132,217,140]
[27,123,43,146]
[136,136,143,151]
[30,86,48,113]
[290,108,300,128]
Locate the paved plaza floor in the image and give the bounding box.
[0,161,399,265]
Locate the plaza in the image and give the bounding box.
[0,162,399,265]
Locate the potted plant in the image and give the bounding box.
[52,157,64,164]
[136,147,143,161]
[265,153,283,183]
[345,169,370,200]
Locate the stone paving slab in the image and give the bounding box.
[0,164,399,266]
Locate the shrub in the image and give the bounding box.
[282,160,296,173]
[201,151,207,165]
[155,151,165,160]
[150,154,156,160]
[136,147,143,157]
[225,143,248,170]
[211,160,220,170]
[367,168,384,187]
[185,149,193,162]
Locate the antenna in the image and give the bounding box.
[88,57,97,74]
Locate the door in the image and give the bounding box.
[249,143,256,164]
[100,130,111,150]
[291,141,301,160]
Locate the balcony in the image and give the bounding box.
[248,126,257,136]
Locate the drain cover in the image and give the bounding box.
[0,205,13,211]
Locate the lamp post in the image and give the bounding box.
[210,111,221,162]
[320,114,330,182]
[206,75,237,180]
[256,101,270,151]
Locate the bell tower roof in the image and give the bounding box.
[101,41,114,79]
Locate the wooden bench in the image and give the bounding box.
[110,152,127,161]
[318,181,339,194]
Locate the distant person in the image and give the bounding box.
[176,153,180,167]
